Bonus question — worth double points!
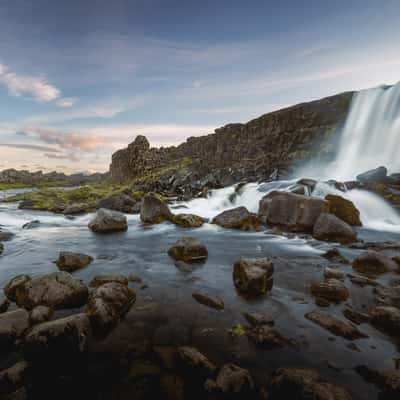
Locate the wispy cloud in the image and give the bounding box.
[56,97,78,107]
[0,143,61,152]
[44,152,79,162]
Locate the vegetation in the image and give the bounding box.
[0,181,73,190]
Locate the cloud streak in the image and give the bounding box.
[0,143,61,153]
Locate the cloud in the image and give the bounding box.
[0,143,61,152]
[56,97,78,107]
[44,152,79,162]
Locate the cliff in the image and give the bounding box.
[110,91,354,186]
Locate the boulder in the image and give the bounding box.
[313,213,357,244]
[311,278,349,303]
[357,166,387,183]
[177,346,216,377]
[246,325,291,348]
[0,299,10,314]
[22,220,40,229]
[63,205,86,215]
[88,208,128,233]
[0,229,14,241]
[370,306,400,336]
[323,267,345,281]
[168,237,208,263]
[56,251,93,272]
[98,194,139,214]
[29,306,53,325]
[140,195,173,224]
[86,282,136,336]
[213,363,254,396]
[305,310,367,339]
[258,191,328,232]
[4,275,31,302]
[242,311,274,327]
[325,194,362,226]
[212,207,262,231]
[192,292,224,310]
[352,251,397,275]
[268,368,352,400]
[297,178,317,192]
[233,257,274,296]
[15,272,88,310]
[321,248,349,264]
[0,361,29,395]
[172,213,206,228]
[22,314,91,368]
[0,309,29,352]
[342,307,371,325]
[89,274,129,288]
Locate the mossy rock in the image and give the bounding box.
[325,194,361,226]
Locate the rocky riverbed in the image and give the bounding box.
[0,170,400,400]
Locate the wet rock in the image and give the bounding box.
[297,178,317,192]
[247,325,291,348]
[258,191,328,232]
[313,213,357,244]
[347,272,378,287]
[171,213,206,228]
[56,251,93,272]
[321,248,349,264]
[0,309,29,351]
[29,306,53,325]
[325,194,362,226]
[289,184,308,195]
[0,361,29,395]
[373,285,400,308]
[86,282,136,336]
[0,229,14,241]
[305,310,367,339]
[192,292,224,310]
[15,271,88,310]
[212,363,254,396]
[98,194,139,214]
[357,166,388,183]
[89,274,129,288]
[0,242,3,254]
[323,267,345,281]
[356,365,400,396]
[4,275,31,302]
[342,307,371,325]
[0,299,10,314]
[212,207,262,231]
[168,237,208,263]
[268,368,353,400]
[233,257,274,296]
[178,347,216,379]
[310,278,349,303]
[393,256,400,268]
[370,306,400,336]
[315,297,331,307]
[22,220,40,229]
[242,311,274,327]
[88,208,128,233]
[63,205,86,215]
[352,251,398,275]
[350,241,400,251]
[127,274,142,283]
[22,313,91,368]
[140,195,173,224]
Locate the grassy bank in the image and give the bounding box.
[0,181,73,191]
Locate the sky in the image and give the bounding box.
[0,0,399,173]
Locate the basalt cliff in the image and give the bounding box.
[110,91,354,196]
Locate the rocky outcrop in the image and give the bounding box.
[110,92,353,185]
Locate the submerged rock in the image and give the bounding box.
[171,213,206,228]
[0,229,14,241]
[212,207,262,231]
[86,282,136,336]
[4,275,32,302]
[323,267,345,281]
[22,220,40,229]
[15,271,88,310]
[88,208,128,233]
[177,346,216,377]
[310,278,349,303]
[168,237,208,263]
[258,191,328,232]
[313,213,357,244]
[233,257,273,296]
[192,292,224,310]
[268,368,353,400]
[89,274,129,288]
[56,251,93,272]
[325,194,362,226]
[321,248,349,264]
[0,309,29,351]
[370,306,400,336]
[140,195,173,224]
[242,311,274,327]
[342,307,371,325]
[352,251,398,275]
[212,363,254,396]
[246,325,292,348]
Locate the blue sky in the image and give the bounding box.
[0,0,399,173]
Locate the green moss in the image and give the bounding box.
[0,181,72,190]
[228,324,246,337]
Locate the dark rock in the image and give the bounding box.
[356,365,400,395]
[127,359,162,381]
[321,248,349,264]
[0,298,10,314]
[313,213,357,244]
[86,282,136,336]
[127,274,142,283]
[29,306,53,325]
[168,237,208,263]
[246,325,292,348]
[347,273,378,287]
[0,230,14,241]
[268,368,352,400]
[342,307,371,325]
[98,194,139,214]
[297,178,317,192]
[357,166,388,183]
[160,373,184,400]
[192,292,224,310]
[56,251,93,272]
[177,346,216,377]
[310,279,349,303]
[242,311,274,327]
[258,191,329,232]
[325,194,362,226]
[233,257,274,296]
[89,274,129,288]
[15,271,88,310]
[4,275,32,302]
[22,220,40,229]
[352,251,397,275]
[213,363,254,396]
[323,267,345,281]
[212,207,262,231]
[171,213,206,228]
[88,208,128,233]
[0,242,3,254]
[0,361,29,395]
[305,310,367,339]
[0,309,29,351]
[140,195,173,224]
[63,206,86,215]
[370,306,400,336]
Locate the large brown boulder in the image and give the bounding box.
[352,251,398,275]
[86,282,136,336]
[15,271,88,310]
[325,194,362,226]
[140,195,173,224]
[313,213,357,244]
[4,275,31,302]
[56,251,93,272]
[310,278,349,303]
[258,191,328,232]
[168,237,208,263]
[233,258,274,296]
[0,309,29,352]
[212,207,262,231]
[88,208,128,233]
[171,213,206,228]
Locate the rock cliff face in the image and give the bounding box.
[110,91,354,185]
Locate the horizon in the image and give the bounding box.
[1,0,400,173]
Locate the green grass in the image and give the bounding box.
[0,181,72,190]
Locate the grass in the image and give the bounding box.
[0,181,73,190]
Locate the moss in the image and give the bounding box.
[228,324,246,337]
[0,181,72,190]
